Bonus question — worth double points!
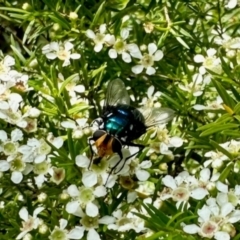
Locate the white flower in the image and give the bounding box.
[139,85,161,107]
[42,41,81,67]
[179,74,205,97]
[61,118,89,139]
[193,96,223,111]
[108,209,145,233]
[194,48,222,75]
[160,171,208,208]
[0,55,15,81]
[76,213,115,240]
[131,43,163,75]
[86,24,115,52]
[108,28,136,63]
[225,0,238,9]
[16,206,44,239]
[49,218,84,240]
[66,184,107,217]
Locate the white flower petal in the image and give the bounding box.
[199,66,206,74]
[221,202,234,217]
[120,28,129,39]
[59,218,68,230]
[75,155,90,168]
[190,188,208,200]
[139,160,152,169]
[122,52,131,63]
[74,85,85,93]
[108,49,117,59]
[147,86,154,98]
[82,171,97,187]
[99,216,115,224]
[46,53,57,60]
[19,207,29,221]
[148,43,157,55]
[207,48,217,57]
[132,65,144,74]
[70,53,81,59]
[0,101,9,110]
[200,168,210,182]
[66,201,79,214]
[11,129,23,142]
[169,137,183,148]
[0,160,10,171]
[86,30,96,39]
[193,104,206,110]
[194,54,205,63]
[146,66,156,75]
[61,120,76,129]
[94,44,103,52]
[52,137,64,149]
[216,181,228,193]
[228,210,240,223]
[127,191,137,203]
[160,142,172,155]
[94,186,107,197]
[0,130,7,141]
[11,171,23,184]
[99,24,106,33]
[162,175,177,189]
[227,0,237,9]
[183,224,200,234]
[67,184,79,196]
[86,202,99,217]
[35,155,46,164]
[4,55,15,67]
[33,207,44,217]
[16,230,28,240]
[153,50,164,61]
[136,169,150,181]
[214,231,230,240]
[68,226,85,239]
[87,228,101,240]
[64,42,73,51]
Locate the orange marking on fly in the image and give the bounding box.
[95,133,114,157]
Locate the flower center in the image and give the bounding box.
[79,188,94,203]
[141,54,154,67]
[172,187,189,201]
[81,215,99,229]
[3,141,18,155]
[114,40,126,53]
[11,157,25,171]
[95,33,105,44]
[57,50,70,60]
[33,161,50,174]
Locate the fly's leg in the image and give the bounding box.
[104,151,123,185]
[88,137,95,169]
[114,143,145,174]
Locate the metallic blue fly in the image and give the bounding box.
[88,79,174,174]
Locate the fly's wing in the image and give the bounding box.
[105,79,130,107]
[139,107,175,128]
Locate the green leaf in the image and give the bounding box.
[200,123,239,137]
[212,79,236,109]
[219,162,234,182]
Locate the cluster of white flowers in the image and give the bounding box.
[86,24,164,75]
[0,129,64,186]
